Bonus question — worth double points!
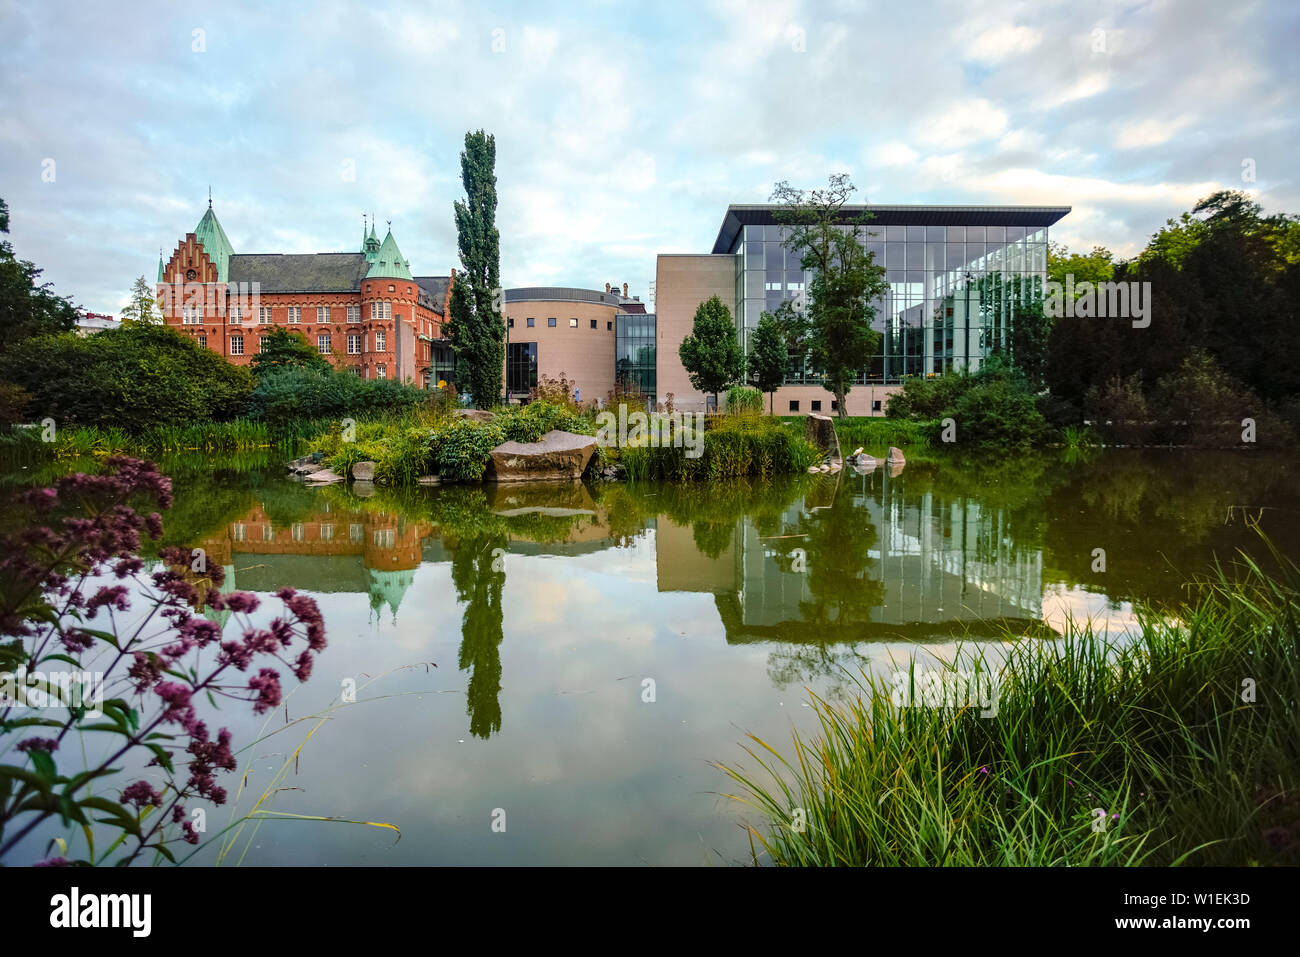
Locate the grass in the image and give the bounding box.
[717,534,1300,866]
[622,413,821,481]
[0,417,343,458]
[778,415,937,458]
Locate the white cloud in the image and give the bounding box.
[967,24,1042,62]
[916,99,1008,147]
[867,142,919,168]
[1114,115,1194,149]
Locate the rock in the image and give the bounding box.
[818,464,831,472]
[352,479,375,498]
[351,460,377,481]
[454,409,497,424]
[304,468,344,485]
[417,475,442,486]
[807,466,820,474]
[804,413,842,465]
[887,446,906,465]
[486,430,597,482]
[287,454,328,476]
[855,453,878,468]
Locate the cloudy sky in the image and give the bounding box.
[1,0,1296,313]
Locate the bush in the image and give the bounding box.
[622,415,820,481]
[244,367,424,425]
[887,363,1048,451]
[951,374,1049,451]
[434,418,504,482]
[498,399,594,443]
[0,325,253,430]
[725,385,763,415]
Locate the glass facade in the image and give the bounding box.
[506,341,538,397]
[730,220,1050,384]
[615,313,656,407]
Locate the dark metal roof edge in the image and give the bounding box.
[711,204,1072,253]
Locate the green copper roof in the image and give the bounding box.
[194,205,235,282]
[363,224,381,263]
[157,253,164,282]
[365,228,413,280]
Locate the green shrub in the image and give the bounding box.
[499,399,594,443]
[886,362,1048,451]
[434,418,504,482]
[725,385,763,415]
[0,325,253,430]
[624,416,819,481]
[244,366,425,425]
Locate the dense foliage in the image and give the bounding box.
[678,295,744,407]
[244,366,425,425]
[445,130,505,408]
[1045,190,1300,440]
[0,324,253,431]
[0,198,78,356]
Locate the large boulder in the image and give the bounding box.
[454,409,497,424]
[886,446,906,466]
[804,413,842,464]
[351,460,376,481]
[487,430,597,482]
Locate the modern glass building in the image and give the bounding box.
[716,205,1069,381]
[615,312,657,406]
[656,204,1070,414]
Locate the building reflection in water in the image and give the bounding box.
[194,471,1047,737]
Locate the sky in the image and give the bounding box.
[1,0,1296,314]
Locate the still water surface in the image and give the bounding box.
[12,449,1300,864]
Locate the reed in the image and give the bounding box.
[718,535,1300,866]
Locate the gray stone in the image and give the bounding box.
[887,446,906,466]
[804,413,842,465]
[454,409,497,424]
[304,468,344,485]
[351,460,376,481]
[417,475,442,486]
[487,430,597,482]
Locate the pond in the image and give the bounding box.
[6,448,1300,865]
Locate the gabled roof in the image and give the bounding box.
[414,275,450,314]
[366,229,414,280]
[194,206,235,281]
[227,252,370,293]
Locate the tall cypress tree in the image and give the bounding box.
[447,130,504,408]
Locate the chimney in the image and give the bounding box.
[605,283,611,293]
[622,283,628,298]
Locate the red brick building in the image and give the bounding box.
[157,202,456,385]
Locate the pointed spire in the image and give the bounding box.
[208,185,212,209]
[157,248,165,283]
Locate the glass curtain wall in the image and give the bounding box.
[506,341,538,397]
[615,313,657,407]
[732,222,1050,384]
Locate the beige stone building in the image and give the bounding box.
[502,284,652,406]
[654,203,1069,414]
